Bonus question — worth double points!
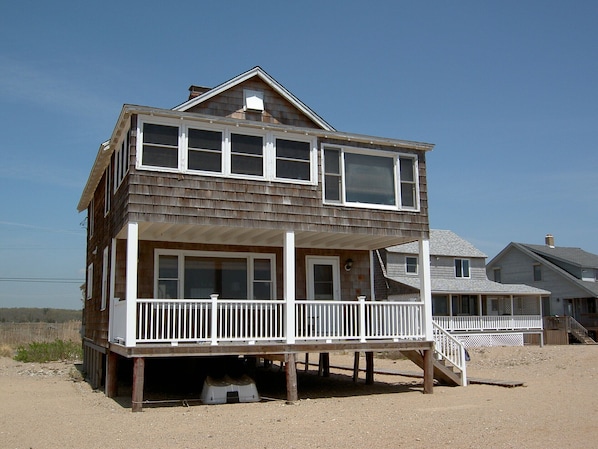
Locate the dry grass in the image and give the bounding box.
[0,321,81,352]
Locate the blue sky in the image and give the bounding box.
[1,1,596,309]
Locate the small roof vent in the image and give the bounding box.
[244,89,264,112]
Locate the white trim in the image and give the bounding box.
[86,263,93,300]
[173,67,335,132]
[306,256,341,301]
[100,246,109,311]
[125,222,138,347]
[136,115,318,186]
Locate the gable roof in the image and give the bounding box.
[173,66,336,131]
[387,229,487,258]
[521,244,598,269]
[489,242,598,298]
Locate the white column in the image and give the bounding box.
[369,250,376,300]
[419,239,433,341]
[125,222,138,347]
[284,231,296,344]
[108,238,117,343]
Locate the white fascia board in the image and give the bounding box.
[173,67,336,132]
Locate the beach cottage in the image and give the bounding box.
[78,67,465,410]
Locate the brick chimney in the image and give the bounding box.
[188,85,211,100]
[545,234,555,248]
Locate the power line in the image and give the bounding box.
[0,277,84,284]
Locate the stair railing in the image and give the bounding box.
[567,316,594,342]
[432,321,468,386]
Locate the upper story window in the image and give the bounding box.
[533,264,542,281]
[142,123,179,169]
[493,268,502,283]
[323,146,419,210]
[455,258,470,278]
[581,268,596,282]
[114,129,130,190]
[405,256,418,274]
[276,138,311,180]
[188,128,222,172]
[137,116,316,184]
[231,133,263,176]
[104,166,111,216]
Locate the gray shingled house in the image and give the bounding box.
[487,234,598,342]
[375,229,549,347]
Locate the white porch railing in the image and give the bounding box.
[111,297,426,346]
[432,321,467,386]
[433,315,542,332]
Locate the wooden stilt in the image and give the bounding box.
[353,352,360,382]
[132,357,145,412]
[365,351,374,385]
[319,353,330,377]
[304,353,309,372]
[423,349,434,394]
[105,351,119,398]
[285,353,298,403]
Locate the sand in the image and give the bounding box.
[1,345,597,449]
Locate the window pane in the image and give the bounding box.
[253,282,272,300]
[221,259,247,299]
[184,258,216,298]
[254,259,272,281]
[324,174,341,202]
[142,146,178,168]
[188,129,222,172]
[399,157,414,182]
[401,183,415,208]
[231,134,263,155]
[231,154,263,176]
[276,159,310,180]
[188,129,222,151]
[142,124,179,168]
[345,153,396,205]
[463,260,470,277]
[158,280,178,299]
[324,149,340,174]
[189,150,221,172]
[144,124,178,146]
[276,139,310,160]
[159,255,178,278]
[406,257,418,274]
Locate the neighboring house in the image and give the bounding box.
[487,234,598,341]
[375,229,549,347]
[77,67,465,411]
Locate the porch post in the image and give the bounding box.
[125,222,138,347]
[108,238,117,343]
[132,356,145,412]
[478,295,483,331]
[419,239,434,341]
[284,231,296,344]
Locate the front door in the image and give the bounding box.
[306,257,340,337]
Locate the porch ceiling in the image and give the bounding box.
[119,222,413,250]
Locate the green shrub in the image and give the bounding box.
[14,339,82,363]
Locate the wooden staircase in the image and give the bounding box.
[568,317,597,344]
[403,322,468,387]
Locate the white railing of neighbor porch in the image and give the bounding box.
[112,297,426,346]
[433,315,542,332]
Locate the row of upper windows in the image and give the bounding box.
[404,257,471,278]
[135,117,420,211]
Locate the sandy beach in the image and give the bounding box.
[1,345,597,449]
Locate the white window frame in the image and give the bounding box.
[101,246,109,310]
[321,145,420,211]
[86,263,93,300]
[114,130,130,191]
[154,249,277,300]
[405,256,418,275]
[104,166,111,216]
[136,115,318,185]
[455,258,471,279]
